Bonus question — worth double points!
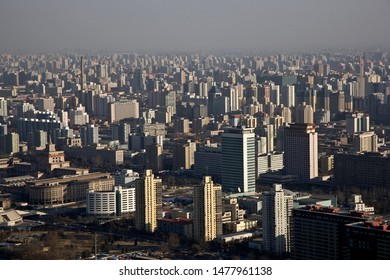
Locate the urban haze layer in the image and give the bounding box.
[1,0,390,261]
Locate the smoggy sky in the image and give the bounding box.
[1,0,389,53]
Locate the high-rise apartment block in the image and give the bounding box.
[135,170,162,233]
[262,184,293,255]
[193,176,222,242]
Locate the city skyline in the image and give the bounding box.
[1,0,390,53]
[0,7,390,259]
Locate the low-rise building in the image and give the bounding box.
[0,209,23,227]
[27,173,114,206]
[87,186,135,216]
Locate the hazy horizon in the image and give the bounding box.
[1,0,390,53]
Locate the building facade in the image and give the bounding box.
[135,170,162,233]
[334,152,390,188]
[291,206,368,259]
[284,123,318,181]
[221,126,256,192]
[262,184,293,255]
[87,186,135,216]
[193,176,222,242]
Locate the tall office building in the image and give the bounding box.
[262,184,293,255]
[135,170,162,233]
[193,176,222,242]
[221,126,256,193]
[284,123,318,181]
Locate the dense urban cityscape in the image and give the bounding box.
[0,49,389,260]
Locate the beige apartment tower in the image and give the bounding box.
[193,176,222,242]
[135,169,162,233]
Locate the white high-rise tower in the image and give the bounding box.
[262,184,293,255]
[221,126,256,193]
